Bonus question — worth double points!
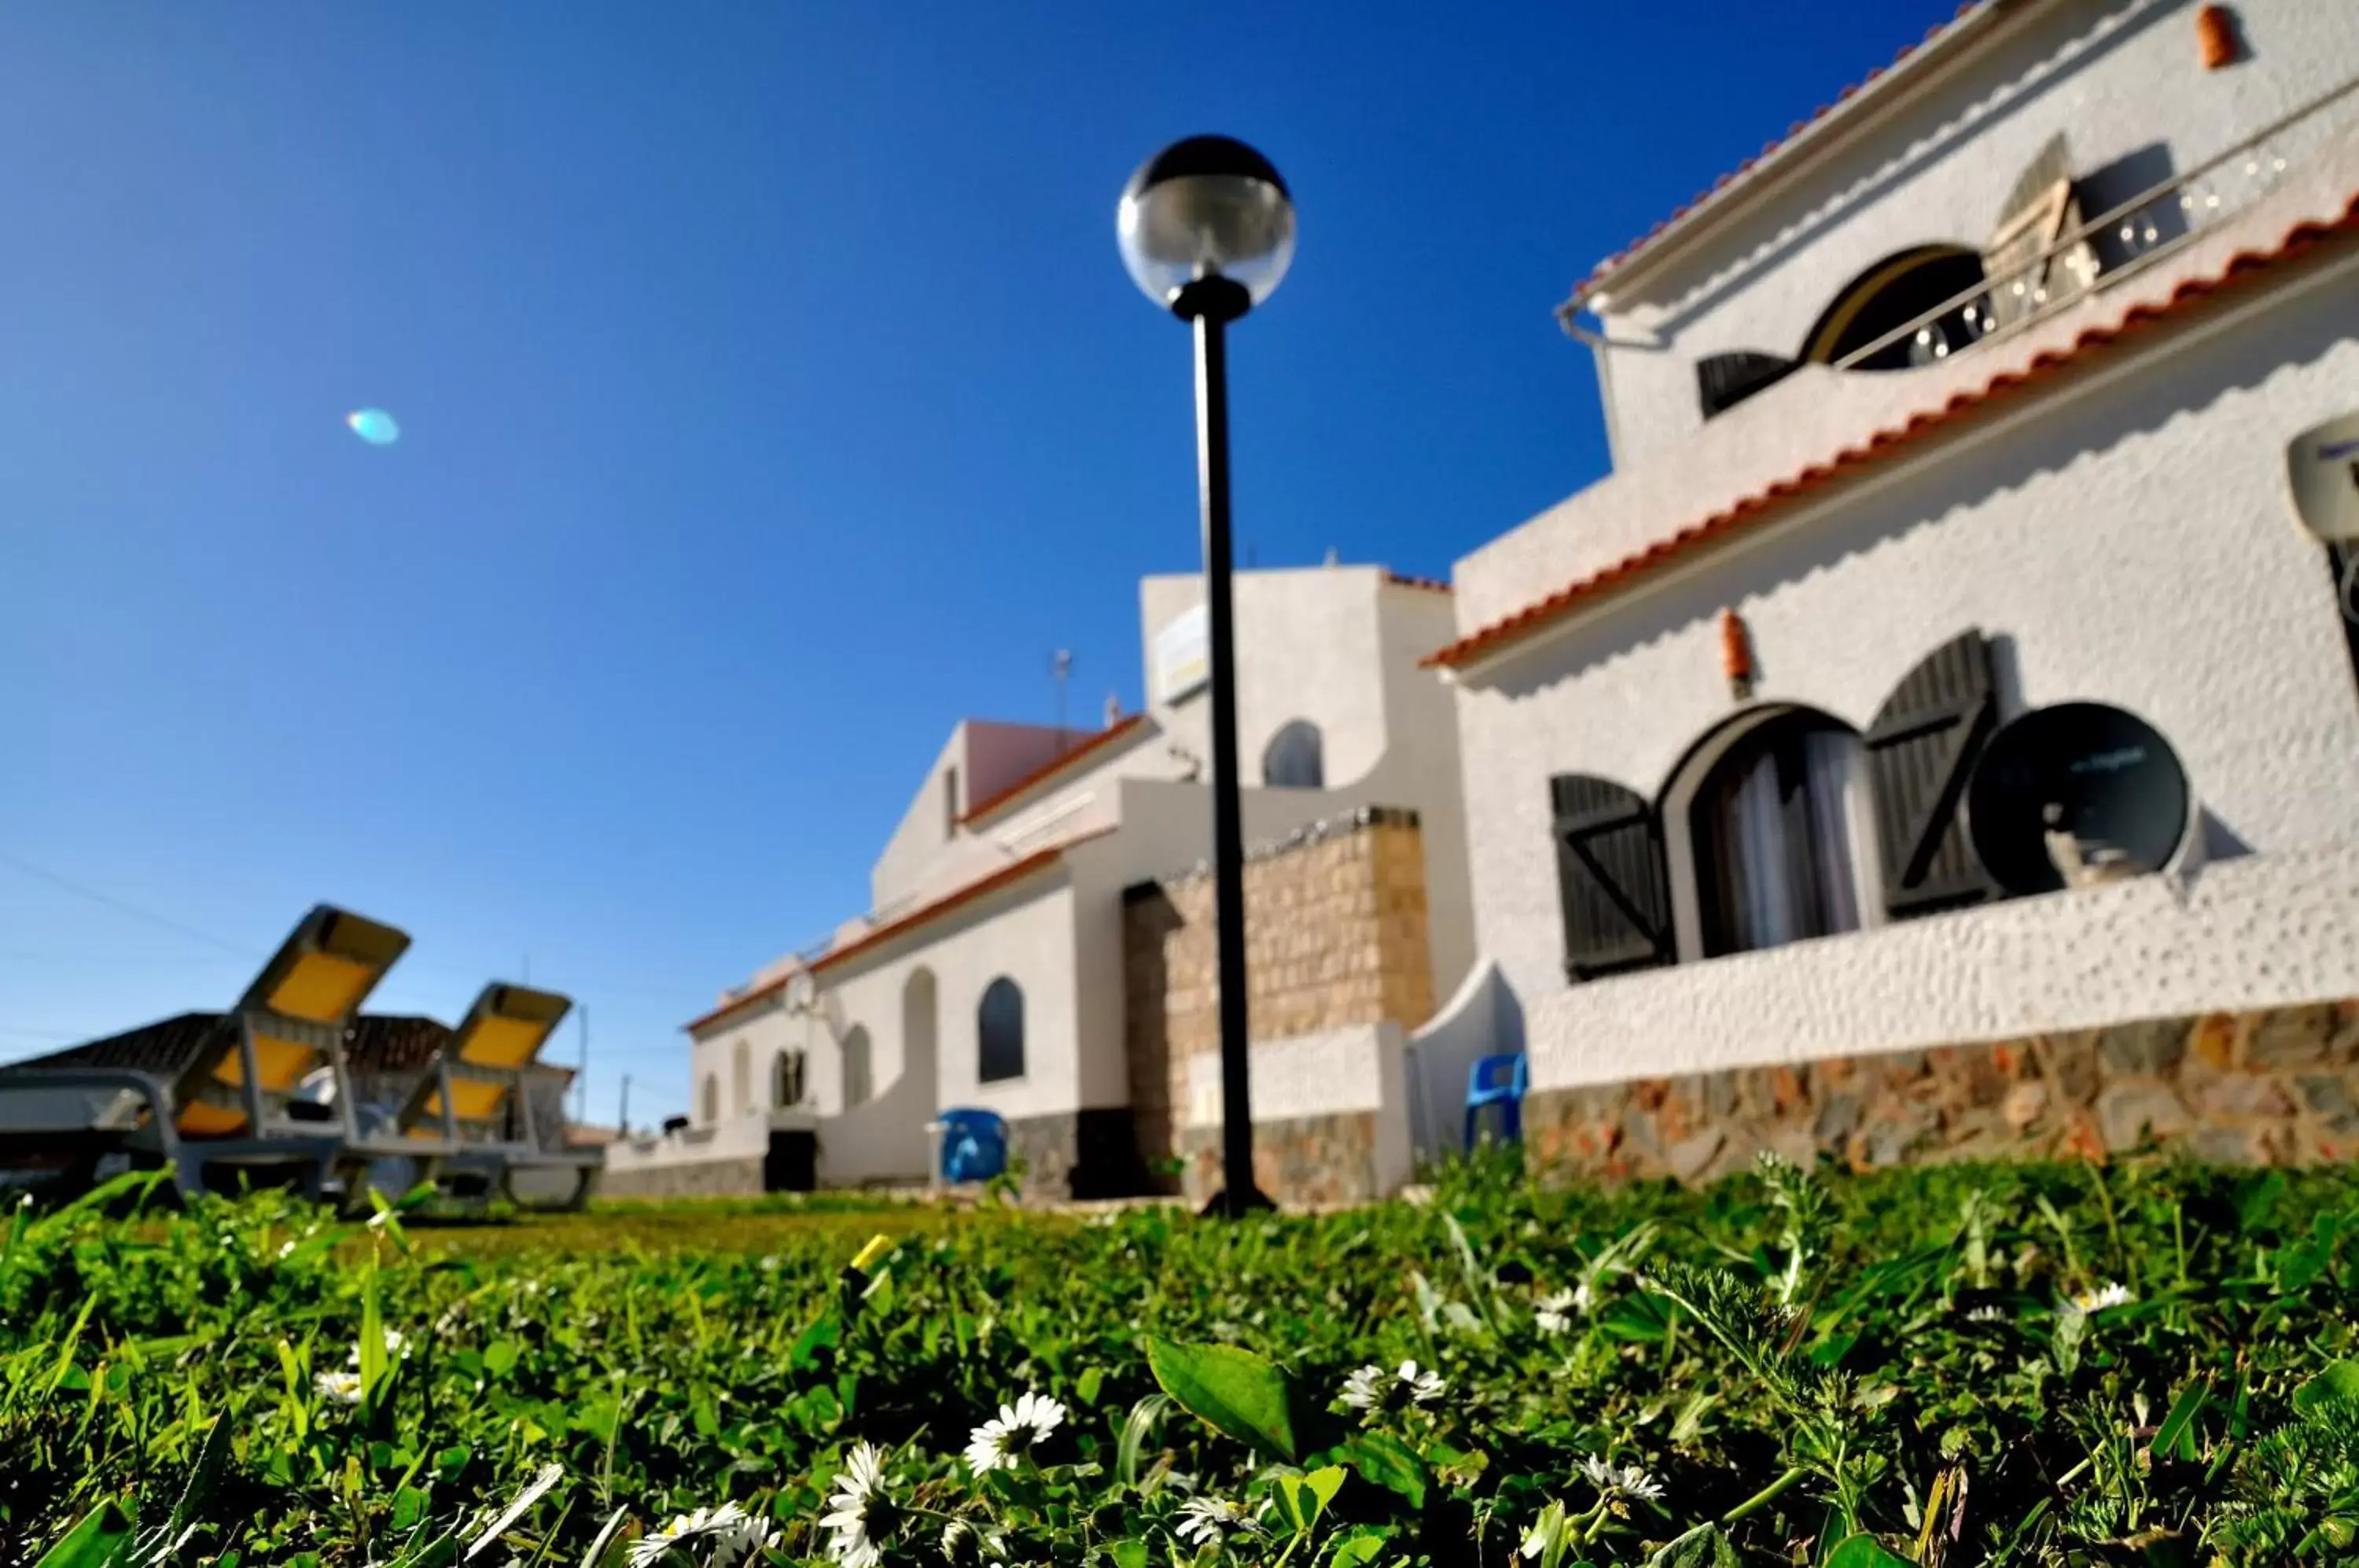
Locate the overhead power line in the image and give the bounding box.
[0,848,260,959]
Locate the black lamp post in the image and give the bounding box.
[1117,135,1296,1218]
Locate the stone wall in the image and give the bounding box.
[1124,808,1432,1203]
[1180,1111,1381,1210]
[1523,999,2359,1184]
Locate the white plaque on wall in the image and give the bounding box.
[1155,603,1209,703]
[2287,410,2359,543]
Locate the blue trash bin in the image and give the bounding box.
[937,1107,1009,1183]
[1463,1052,1528,1150]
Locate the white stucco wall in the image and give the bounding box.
[814,873,1084,1124]
[1461,118,2359,636]
[1453,247,2359,1076]
[1527,841,2359,1091]
[1590,0,2359,473]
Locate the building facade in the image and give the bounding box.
[1427,0,2359,1178]
[605,564,1474,1198]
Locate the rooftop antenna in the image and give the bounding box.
[1053,650,1073,747]
[1323,547,1339,567]
[574,1004,589,1124]
[617,1073,631,1139]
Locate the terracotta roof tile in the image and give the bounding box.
[960,714,1150,826]
[1436,191,2359,671]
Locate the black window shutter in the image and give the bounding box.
[1696,351,1797,419]
[1863,630,2004,918]
[1551,774,1676,981]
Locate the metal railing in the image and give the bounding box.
[1831,72,2359,373]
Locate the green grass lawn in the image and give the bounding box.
[2,1153,2354,1566]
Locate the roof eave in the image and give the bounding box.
[1561,0,2039,318]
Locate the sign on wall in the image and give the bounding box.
[1154,603,1209,703]
[2287,410,2359,543]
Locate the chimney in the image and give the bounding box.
[1103,693,1122,728]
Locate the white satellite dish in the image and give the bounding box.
[2286,410,2359,543]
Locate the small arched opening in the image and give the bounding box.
[1673,706,1880,958]
[841,1025,873,1109]
[700,1073,720,1124]
[772,1050,805,1109]
[1261,720,1325,789]
[1801,245,1989,371]
[977,977,1025,1084]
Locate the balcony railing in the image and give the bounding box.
[1831,72,2359,374]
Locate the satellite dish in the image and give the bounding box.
[1965,703,2190,896]
[2286,410,2359,543]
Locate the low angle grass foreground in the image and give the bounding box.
[2,1154,2355,1566]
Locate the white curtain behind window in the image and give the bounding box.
[1731,754,1790,951]
[1802,729,1863,935]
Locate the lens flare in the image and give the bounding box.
[346,408,400,446]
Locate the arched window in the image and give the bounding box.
[1689,710,1873,956]
[1801,245,1990,371]
[841,1026,872,1108]
[700,1073,720,1124]
[977,977,1025,1084]
[1262,720,1324,789]
[772,1051,805,1109]
[731,1040,752,1117]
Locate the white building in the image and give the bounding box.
[606,564,1473,1197]
[1424,0,2359,1175]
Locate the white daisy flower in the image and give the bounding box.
[627,1501,772,1568]
[313,1369,363,1404]
[963,1390,1068,1474]
[1967,1305,2006,1323]
[1340,1360,1447,1415]
[1174,1496,1264,1546]
[938,1518,1008,1565]
[820,1441,896,1568]
[1570,1281,1594,1314]
[2070,1282,2134,1313]
[1577,1454,1664,1502]
[1534,1290,1580,1335]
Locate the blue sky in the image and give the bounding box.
[0,1,1957,1121]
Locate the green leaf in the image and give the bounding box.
[1597,1290,1675,1344]
[1077,1365,1106,1407]
[2149,1377,2210,1459]
[1145,1337,1303,1463]
[1645,1523,1740,1568]
[1325,1529,1390,1566]
[1820,1535,1913,1568]
[1110,1543,1149,1568]
[1277,1465,1345,1534]
[30,1499,134,1568]
[2292,1359,2359,1417]
[789,1312,841,1371]
[484,1340,518,1379]
[1332,1431,1427,1511]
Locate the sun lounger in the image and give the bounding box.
[412,984,602,1212]
[0,905,411,1198]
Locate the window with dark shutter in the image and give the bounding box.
[1862,631,2004,918]
[1550,774,1676,981]
[1696,351,1797,419]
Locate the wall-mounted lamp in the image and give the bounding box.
[1719,608,1757,701]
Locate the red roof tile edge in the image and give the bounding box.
[809,826,1116,978]
[682,972,794,1036]
[1571,2,1982,304]
[960,713,1150,826]
[1434,193,2359,672]
[682,827,1118,1030]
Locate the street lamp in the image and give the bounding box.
[1117,135,1295,1218]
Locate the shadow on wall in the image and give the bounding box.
[1483,279,2356,717]
[1404,958,1526,1169]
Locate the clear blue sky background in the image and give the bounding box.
[0,1,1956,1122]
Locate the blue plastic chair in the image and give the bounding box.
[1464,1053,1528,1150]
[937,1107,1009,1183]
